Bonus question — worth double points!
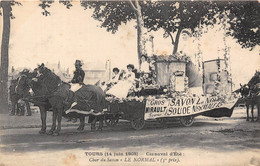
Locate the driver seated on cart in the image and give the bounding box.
[70,60,85,84]
[69,60,86,92]
[67,60,85,122]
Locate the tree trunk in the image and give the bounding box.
[130,0,146,66]
[0,1,11,113]
[172,28,182,55]
[168,31,174,45]
[136,11,145,65]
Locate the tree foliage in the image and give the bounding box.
[217,1,260,49]
[81,1,135,33]
[141,1,215,54]
[39,0,73,16]
[142,1,214,33]
[81,1,219,54]
[81,1,259,51]
[81,1,148,64]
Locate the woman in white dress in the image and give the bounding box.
[106,64,136,99]
[101,67,120,91]
[140,55,150,73]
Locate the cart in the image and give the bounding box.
[104,56,238,130]
[104,93,238,130]
[104,100,146,130]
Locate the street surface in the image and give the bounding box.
[0,107,259,166]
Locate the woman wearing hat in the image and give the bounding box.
[106,64,136,99]
[71,60,85,84]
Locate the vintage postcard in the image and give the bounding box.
[0,0,259,166]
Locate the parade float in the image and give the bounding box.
[104,53,239,130]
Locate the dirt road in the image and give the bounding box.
[0,108,259,166]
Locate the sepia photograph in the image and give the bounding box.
[0,0,259,165]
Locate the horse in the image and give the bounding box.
[247,71,260,122]
[237,84,257,121]
[15,64,106,135]
[15,68,55,133]
[237,71,260,122]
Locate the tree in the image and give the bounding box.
[215,1,260,50]
[81,1,218,62]
[81,0,150,65]
[0,0,72,113]
[39,0,73,16]
[0,1,21,113]
[141,1,216,54]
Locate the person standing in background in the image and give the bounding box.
[9,79,19,116]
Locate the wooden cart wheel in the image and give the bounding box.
[180,116,194,127]
[131,118,145,130]
[104,115,119,127]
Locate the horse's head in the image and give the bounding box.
[33,63,47,79]
[238,84,250,98]
[33,63,62,95]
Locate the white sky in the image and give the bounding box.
[1,1,259,89]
